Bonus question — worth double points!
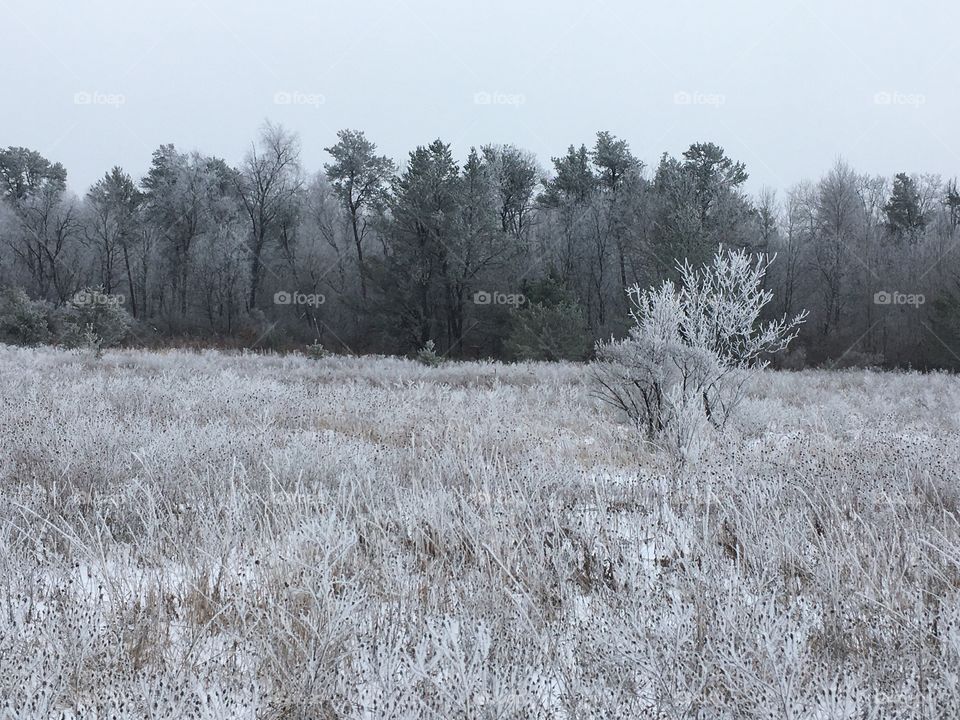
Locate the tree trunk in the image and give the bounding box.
[122,244,137,317]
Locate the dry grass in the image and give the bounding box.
[1,344,959,718]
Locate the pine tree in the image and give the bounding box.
[883,172,926,242]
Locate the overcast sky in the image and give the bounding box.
[3,0,957,196]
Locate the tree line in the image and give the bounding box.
[2,124,959,368]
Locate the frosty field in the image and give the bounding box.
[1,344,959,719]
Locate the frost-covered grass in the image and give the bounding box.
[1,344,959,718]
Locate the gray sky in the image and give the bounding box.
[3,0,957,196]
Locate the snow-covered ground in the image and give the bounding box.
[1,345,959,718]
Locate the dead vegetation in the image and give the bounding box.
[0,344,959,717]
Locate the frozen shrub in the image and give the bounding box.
[305,339,329,359]
[82,323,104,358]
[416,339,442,366]
[0,285,52,346]
[54,287,132,353]
[593,248,807,455]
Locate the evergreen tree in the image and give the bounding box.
[884,172,926,242]
[324,129,395,300]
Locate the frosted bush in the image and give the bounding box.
[415,339,442,366]
[305,339,330,359]
[0,285,51,345]
[594,248,807,455]
[54,287,132,353]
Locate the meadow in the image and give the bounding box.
[1,344,958,718]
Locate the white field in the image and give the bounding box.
[1,345,959,719]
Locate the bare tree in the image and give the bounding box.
[812,161,860,340]
[236,122,303,309]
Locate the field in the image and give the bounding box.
[1,344,959,718]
